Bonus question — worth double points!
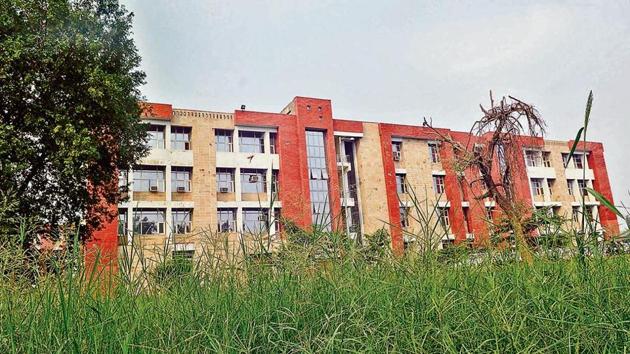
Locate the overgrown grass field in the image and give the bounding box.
[1,243,629,353]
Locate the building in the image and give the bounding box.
[87,96,620,262]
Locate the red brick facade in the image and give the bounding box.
[89,96,620,264]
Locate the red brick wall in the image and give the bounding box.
[235,97,343,231]
[569,141,620,236]
[140,102,173,121]
[377,123,448,253]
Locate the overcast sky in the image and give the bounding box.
[121,0,630,213]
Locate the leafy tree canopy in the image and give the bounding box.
[0,0,147,242]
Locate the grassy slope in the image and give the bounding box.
[1,253,629,353]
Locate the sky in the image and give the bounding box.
[121,0,630,214]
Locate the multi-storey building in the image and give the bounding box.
[87,96,619,261]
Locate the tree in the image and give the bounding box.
[424,91,546,264]
[0,0,147,243]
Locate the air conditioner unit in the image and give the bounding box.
[149,185,159,192]
[393,151,401,161]
[219,187,229,193]
[249,175,259,183]
[176,186,187,193]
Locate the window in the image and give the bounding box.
[463,207,472,234]
[584,206,594,221]
[118,209,127,237]
[392,141,402,160]
[133,166,165,192]
[572,206,580,222]
[547,179,555,196]
[118,170,128,192]
[271,170,279,197]
[577,180,588,196]
[215,129,233,152]
[486,207,494,221]
[306,131,331,229]
[217,209,236,232]
[429,143,440,163]
[438,207,450,228]
[396,174,407,194]
[241,169,267,193]
[399,206,409,228]
[243,208,268,233]
[272,209,282,234]
[216,168,235,193]
[239,131,265,153]
[542,152,551,167]
[270,132,278,154]
[433,175,445,194]
[562,153,570,167]
[567,179,574,195]
[525,151,539,167]
[172,209,192,234]
[147,125,165,149]
[573,154,584,169]
[531,178,544,196]
[171,167,192,192]
[171,126,191,150]
[133,209,165,235]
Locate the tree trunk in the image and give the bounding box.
[508,211,533,265]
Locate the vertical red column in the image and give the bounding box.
[440,139,467,242]
[293,97,342,231]
[585,143,620,236]
[377,125,404,254]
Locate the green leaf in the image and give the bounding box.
[586,187,623,218]
[564,127,583,168]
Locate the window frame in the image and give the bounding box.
[240,169,267,194]
[216,168,235,193]
[396,174,407,194]
[269,132,278,154]
[217,208,236,232]
[171,167,192,193]
[438,207,450,228]
[577,179,588,196]
[238,131,265,153]
[433,175,445,194]
[133,209,166,235]
[133,166,165,192]
[525,150,539,167]
[172,209,193,234]
[573,154,584,169]
[118,209,128,237]
[215,129,233,152]
[147,125,165,149]
[429,143,440,163]
[242,208,269,233]
[531,178,544,196]
[399,206,409,228]
[171,126,192,150]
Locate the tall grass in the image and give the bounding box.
[1,229,629,353]
[2,92,629,353]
